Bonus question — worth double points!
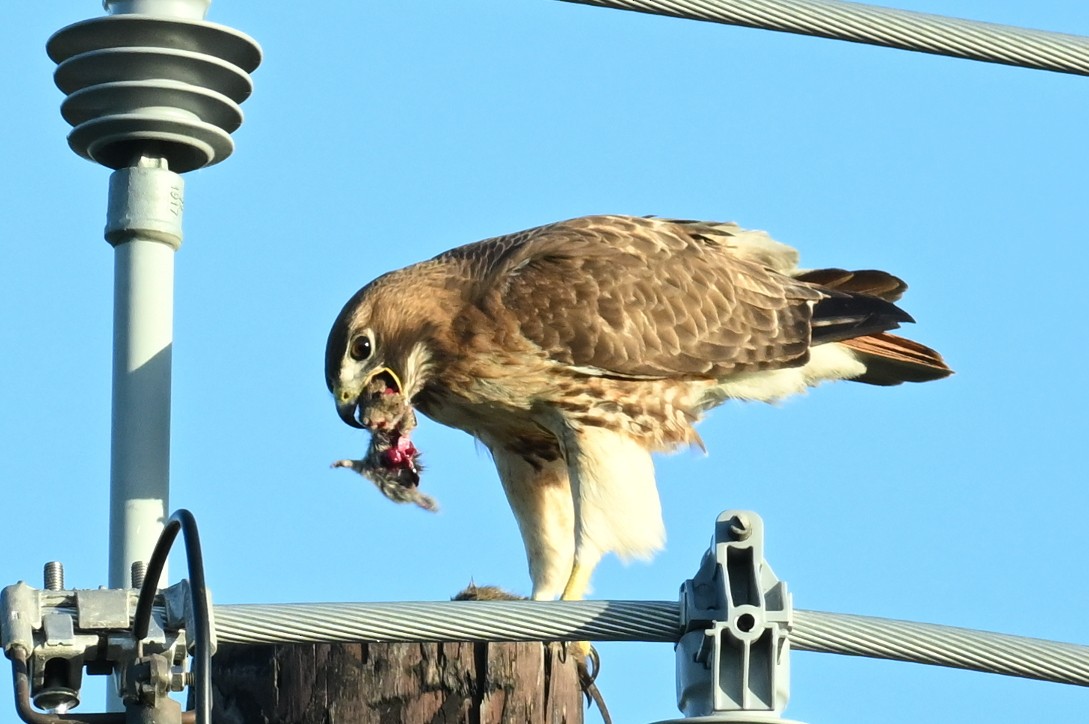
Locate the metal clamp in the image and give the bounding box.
[657,511,803,723]
[1,563,194,723]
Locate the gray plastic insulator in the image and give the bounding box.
[46,3,261,173]
[658,511,804,724]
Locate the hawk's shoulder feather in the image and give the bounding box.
[442,215,825,379]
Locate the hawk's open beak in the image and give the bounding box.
[367,366,404,395]
[335,367,405,429]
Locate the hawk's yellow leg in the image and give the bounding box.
[561,561,594,601]
[562,561,596,661]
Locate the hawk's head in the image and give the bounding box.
[325,274,441,430]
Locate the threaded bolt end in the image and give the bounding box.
[131,560,148,589]
[44,561,65,591]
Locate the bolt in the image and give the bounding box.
[170,671,194,692]
[131,561,148,589]
[43,561,64,591]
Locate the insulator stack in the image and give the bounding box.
[46,0,261,173]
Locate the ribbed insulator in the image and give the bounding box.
[46,12,261,173]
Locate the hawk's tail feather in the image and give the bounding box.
[841,332,953,385]
[795,268,908,301]
[801,266,950,384]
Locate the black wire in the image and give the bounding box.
[131,509,211,724]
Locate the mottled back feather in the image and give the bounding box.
[434,216,908,380]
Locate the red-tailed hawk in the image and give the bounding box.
[325,215,950,600]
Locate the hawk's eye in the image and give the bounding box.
[349,334,373,361]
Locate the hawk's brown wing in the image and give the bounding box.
[444,215,827,380]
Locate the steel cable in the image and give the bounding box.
[558,0,1089,76]
[215,600,680,644]
[791,610,1089,686]
[212,600,1089,687]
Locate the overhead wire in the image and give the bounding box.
[557,0,1089,76]
[211,599,1089,688]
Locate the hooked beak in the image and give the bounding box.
[336,398,365,428]
[335,367,405,429]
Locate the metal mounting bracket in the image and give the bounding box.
[655,510,804,723]
[1,573,194,722]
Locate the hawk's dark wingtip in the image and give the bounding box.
[810,293,914,346]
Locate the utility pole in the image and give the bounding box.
[209,641,585,724]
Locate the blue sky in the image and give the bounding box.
[3,1,1089,722]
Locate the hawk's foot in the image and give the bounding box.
[565,642,611,724]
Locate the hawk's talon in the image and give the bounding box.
[572,643,610,724]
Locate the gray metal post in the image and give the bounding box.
[105,160,183,592]
[47,0,260,713]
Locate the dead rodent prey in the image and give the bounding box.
[331,382,436,512]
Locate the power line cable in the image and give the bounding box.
[212,600,1089,687]
[558,0,1089,76]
